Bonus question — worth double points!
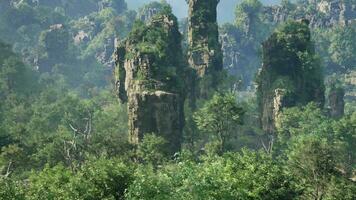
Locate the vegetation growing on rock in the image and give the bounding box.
[0,0,354,199]
[187,0,223,99]
[257,20,325,134]
[115,5,186,155]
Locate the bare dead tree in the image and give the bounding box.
[62,111,93,171]
[261,135,274,154]
[0,160,13,179]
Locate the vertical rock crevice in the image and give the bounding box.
[328,86,345,119]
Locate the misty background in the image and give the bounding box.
[127,0,280,23]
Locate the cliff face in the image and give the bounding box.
[137,1,167,22]
[328,87,345,119]
[115,11,185,154]
[257,20,325,134]
[186,0,223,97]
[262,0,356,28]
[220,25,261,89]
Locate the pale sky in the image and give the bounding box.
[127,0,280,23]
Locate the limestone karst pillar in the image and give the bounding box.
[257,20,325,134]
[186,0,223,99]
[328,87,345,119]
[115,12,185,154]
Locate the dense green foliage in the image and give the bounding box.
[194,93,245,153]
[0,0,354,199]
[257,20,325,106]
[126,149,300,200]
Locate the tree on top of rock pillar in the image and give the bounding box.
[257,19,325,135]
[114,5,186,155]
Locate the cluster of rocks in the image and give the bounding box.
[113,0,349,152]
[262,0,356,28]
[115,0,223,154]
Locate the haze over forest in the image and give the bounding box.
[0,0,355,199]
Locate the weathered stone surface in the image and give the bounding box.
[115,11,185,154]
[219,25,260,89]
[262,0,356,28]
[128,90,184,152]
[344,70,356,101]
[328,87,345,119]
[186,0,223,96]
[137,2,164,22]
[96,37,116,68]
[74,30,90,45]
[114,43,127,103]
[257,20,325,134]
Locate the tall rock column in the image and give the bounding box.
[328,87,345,119]
[187,0,223,98]
[114,10,185,154]
[257,20,325,134]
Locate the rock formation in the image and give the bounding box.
[96,37,116,68]
[186,0,223,98]
[262,0,356,28]
[257,20,325,134]
[328,86,345,119]
[220,25,260,89]
[344,71,356,101]
[114,9,185,154]
[137,1,167,22]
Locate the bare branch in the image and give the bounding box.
[69,123,78,133]
[261,139,269,153]
[4,161,13,178]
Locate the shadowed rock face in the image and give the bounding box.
[186,0,223,98]
[115,11,185,154]
[257,20,325,134]
[328,87,345,119]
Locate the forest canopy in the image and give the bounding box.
[0,0,355,199]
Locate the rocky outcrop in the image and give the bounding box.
[257,20,325,134]
[262,5,291,25]
[328,87,345,119]
[114,11,185,154]
[137,1,166,22]
[316,0,356,26]
[344,70,356,101]
[96,37,116,68]
[186,0,223,97]
[262,0,356,28]
[74,30,90,45]
[219,25,260,89]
